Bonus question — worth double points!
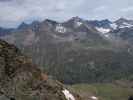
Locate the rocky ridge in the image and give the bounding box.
[0,39,81,100]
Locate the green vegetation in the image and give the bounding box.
[68,83,133,100]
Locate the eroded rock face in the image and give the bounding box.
[0,40,81,100]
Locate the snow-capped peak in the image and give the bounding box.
[96,27,110,34]
[119,22,133,28]
[114,18,133,29]
[72,17,83,27]
[55,24,66,33]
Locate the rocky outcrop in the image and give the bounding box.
[0,39,81,100]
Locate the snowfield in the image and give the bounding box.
[56,24,66,33]
[96,27,110,34]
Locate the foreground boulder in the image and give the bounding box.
[0,39,81,100]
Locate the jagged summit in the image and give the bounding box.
[69,16,83,21]
[18,22,29,29]
[115,18,133,26]
[115,17,129,23]
[44,19,58,24]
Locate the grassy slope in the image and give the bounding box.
[68,83,133,100]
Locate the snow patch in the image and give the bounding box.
[76,21,82,27]
[62,89,75,100]
[119,22,133,28]
[110,23,117,29]
[96,27,111,39]
[123,22,133,27]
[104,34,110,38]
[96,27,110,34]
[90,96,98,100]
[56,24,66,33]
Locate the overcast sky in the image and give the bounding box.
[0,0,133,28]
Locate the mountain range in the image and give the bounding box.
[1,17,133,84]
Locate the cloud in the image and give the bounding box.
[121,7,133,12]
[93,6,108,12]
[0,0,13,2]
[0,0,133,28]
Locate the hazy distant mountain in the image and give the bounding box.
[1,17,133,84]
[0,27,13,36]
